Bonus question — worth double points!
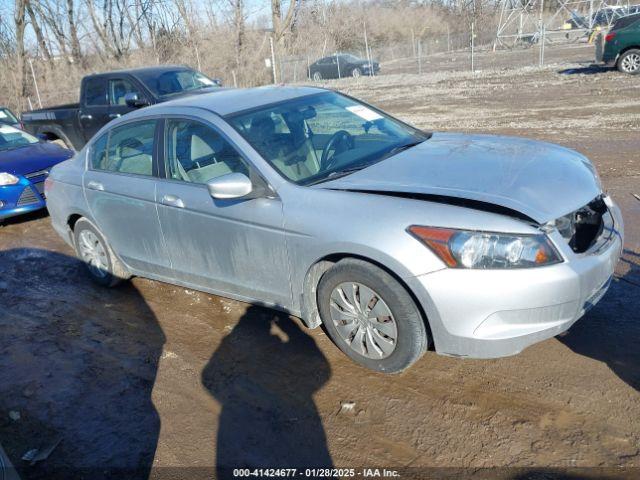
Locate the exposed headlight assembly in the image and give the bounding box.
[0,172,19,186]
[408,226,562,269]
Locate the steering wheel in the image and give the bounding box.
[321,130,354,170]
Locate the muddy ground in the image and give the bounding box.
[1,45,639,479]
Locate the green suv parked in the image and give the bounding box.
[603,13,640,74]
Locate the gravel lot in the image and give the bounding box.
[1,44,639,479]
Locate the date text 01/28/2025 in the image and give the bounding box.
[232,468,400,477]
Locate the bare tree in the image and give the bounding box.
[25,0,53,64]
[271,0,301,43]
[66,0,83,64]
[14,0,29,103]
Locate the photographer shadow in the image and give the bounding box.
[558,249,640,392]
[202,306,333,477]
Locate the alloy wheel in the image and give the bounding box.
[621,53,640,73]
[78,230,109,279]
[329,282,398,359]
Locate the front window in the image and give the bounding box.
[136,69,218,98]
[165,119,249,183]
[228,92,428,185]
[0,125,39,151]
[109,78,141,106]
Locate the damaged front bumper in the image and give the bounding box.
[406,196,624,359]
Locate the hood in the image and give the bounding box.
[319,132,602,224]
[0,142,73,176]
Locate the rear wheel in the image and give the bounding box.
[73,218,129,287]
[618,49,640,74]
[317,258,428,373]
[312,71,322,81]
[351,67,362,78]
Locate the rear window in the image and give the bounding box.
[84,77,107,106]
[90,120,156,176]
[612,13,640,30]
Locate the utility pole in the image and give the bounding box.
[28,59,42,108]
[269,35,277,84]
[364,21,373,76]
[471,21,475,73]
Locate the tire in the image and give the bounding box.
[317,258,428,373]
[312,71,322,81]
[73,218,130,287]
[51,138,70,149]
[351,67,362,78]
[617,49,640,74]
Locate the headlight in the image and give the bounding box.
[408,226,562,269]
[0,172,19,186]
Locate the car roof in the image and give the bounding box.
[85,65,194,79]
[141,85,328,117]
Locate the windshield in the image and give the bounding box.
[0,108,18,125]
[0,125,39,151]
[136,69,219,98]
[228,92,428,185]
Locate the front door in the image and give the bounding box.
[83,119,171,277]
[155,117,291,307]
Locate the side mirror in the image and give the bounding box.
[207,173,253,200]
[124,92,149,108]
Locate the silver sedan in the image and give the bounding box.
[45,86,624,373]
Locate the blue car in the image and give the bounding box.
[0,125,73,223]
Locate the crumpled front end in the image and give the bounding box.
[406,195,624,359]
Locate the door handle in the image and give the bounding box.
[108,113,121,119]
[86,180,104,191]
[80,114,93,121]
[161,194,185,208]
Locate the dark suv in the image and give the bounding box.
[602,13,640,74]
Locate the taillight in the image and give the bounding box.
[605,32,616,42]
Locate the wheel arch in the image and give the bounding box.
[301,252,435,351]
[616,46,640,65]
[37,127,75,150]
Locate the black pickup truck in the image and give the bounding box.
[22,65,222,150]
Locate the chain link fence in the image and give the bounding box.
[275,23,598,84]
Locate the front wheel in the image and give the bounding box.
[73,218,130,287]
[317,258,428,373]
[50,138,70,149]
[351,67,362,78]
[312,71,323,81]
[618,49,640,74]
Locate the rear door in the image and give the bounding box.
[83,118,171,277]
[155,115,291,307]
[79,76,110,143]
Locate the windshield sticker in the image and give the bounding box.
[0,111,7,118]
[346,105,383,121]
